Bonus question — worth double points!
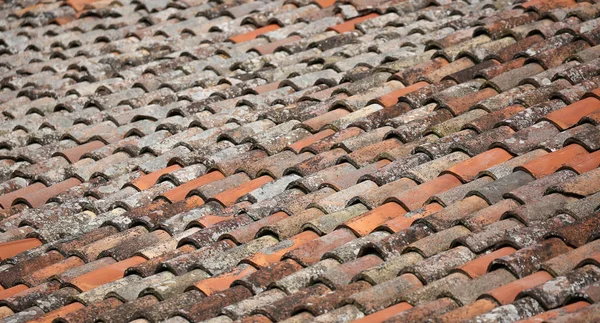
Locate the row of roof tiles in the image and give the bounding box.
[1,0,600,323]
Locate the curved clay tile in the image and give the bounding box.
[543,97,600,130]
[28,302,85,323]
[341,203,406,237]
[0,183,46,209]
[518,301,589,323]
[23,256,86,287]
[482,271,553,305]
[161,171,225,203]
[246,230,320,268]
[354,302,413,323]
[456,247,517,279]
[374,82,429,108]
[434,299,497,323]
[13,178,82,208]
[68,256,146,292]
[222,212,290,245]
[517,144,589,179]
[54,140,105,164]
[327,13,379,34]
[250,35,302,56]
[314,0,336,8]
[0,238,42,260]
[229,24,280,43]
[0,284,28,301]
[379,203,443,233]
[443,148,514,183]
[287,129,336,153]
[211,175,273,207]
[130,164,182,191]
[193,265,257,296]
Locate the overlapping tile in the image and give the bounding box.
[1,0,600,322]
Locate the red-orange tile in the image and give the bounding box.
[544,97,600,130]
[457,247,517,278]
[56,140,105,163]
[193,265,257,296]
[444,148,514,182]
[393,174,463,211]
[66,0,103,12]
[314,0,336,7]
[229,24,280,43]
[212,175,273,206]
[69,256,145,292]
[517,144,589,178]
[196,213,235,229]
[240,314,272,323]
[131,164,182,191]
[564,150,600,174]
[0,284,28,301]
[27,256,85,285]
[28,302,85,323]
[161,171,225,203]
[18,178,82,208]
[342,202,406,236]
[302,109,350,132]
[245,230,319,268]
[288,129,336,152]
[483,271,553,305]
[585,110,600,124]
[0,182,46,209]
[380,202,444,233]
[375,82,429,107]
[435,299,497,322]
[520,0,578,11]
[327,13,379,33]
[353,302,413,323]
[0,238,42,260]
[287,229,355,266]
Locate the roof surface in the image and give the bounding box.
[1,0,600,322]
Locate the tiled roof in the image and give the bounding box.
[1,0,600,322]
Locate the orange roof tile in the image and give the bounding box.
[229,24,281,43]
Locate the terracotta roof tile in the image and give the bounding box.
[0,182,47,209]
[0,238,43,261]
[544,96,600,130]
[67,256,146,292]
[16,177,82,208]
[482,271,554,305]
[27,302,85,323]
[386,174,463,211]
[1,0,600,321]
[492,238,572,278]
[130,164,182,191]
[516,301,589,323]
[443,148,514,183]
[229,24,282,43]
[341,202,406,237]
[55,140,105,164]
[245,230,319,267]
[327,13,380,33]
[434,298,497,323]
[375,82,430,108]
[353,302,413,323]
[160,171,225,203]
